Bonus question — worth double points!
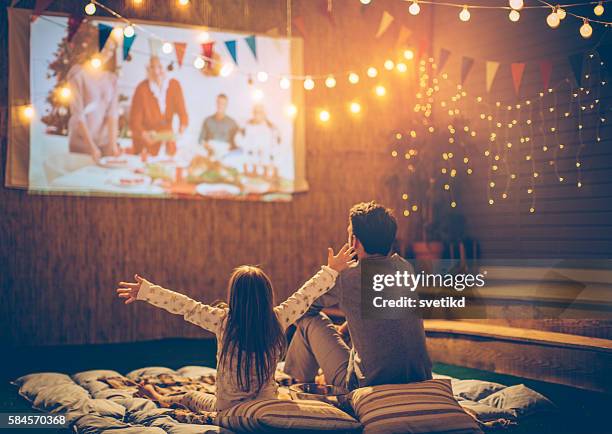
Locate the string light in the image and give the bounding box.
[348,72,360,84]
[58,86,71,101]
[21,105,34,120]
[375,85,386,96]
[257,71,269,82]
[459,6,471,22]
[303,76,315,90]
[509,0,524,10]
[198,32,211,43]
[594,2,605,15]
[367,67,378,78]
[409,1,421,15]
[123,25,135,38]
[178,0,189,6]
[404,49,415,60]
[162,42,173,54]
[349,102,362,114]
[547,9,560,28]
[580,19,593,38]
[325,75,337,88]
[360,0,371,4]
[319,110,330,123]
[285,104,297,118]
[279,77,291,89]
[84,2,96,15]
[384,60,395,70]
[509,9,520,22]
[397,62,408,73]
[557,7,566,19]
[251,88,264,102]
[90,56,102,69]
[193,56,205,69]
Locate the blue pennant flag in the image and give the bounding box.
[245,35,257,60]
[224,40,238,65]
[123,33,137,60]
[98,23,114,52]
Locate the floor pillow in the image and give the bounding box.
[349,379,483,434]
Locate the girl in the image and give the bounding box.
[116,244,355,414]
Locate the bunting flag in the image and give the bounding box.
[31,0,54,21]
[460,56,474,85]
[438,48,451,72]
[376,11,394,38]
[395,25,412,48]
[224,40,238,64]
[245,35,257,60]
[596,44,612,68]
[293,16,307,37]
[98,24,114,51]
[539,60,553,90]
[202,41,215,64]
[174,42,187,67]
[123,34,136,60]
[148,38,162,56]
[485,61,500,92]
[568,53,584,86]
[67,14,84,42]
[511,62,526,95]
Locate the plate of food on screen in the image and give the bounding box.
[98,154,143,170]
[186,155,242,186]
[195,183,241,197]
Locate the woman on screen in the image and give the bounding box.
[239,104,282,178]
[66,24,120,161]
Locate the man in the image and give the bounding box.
[130,56,188,156]
[285,201,432,390]
[198,94,239,154]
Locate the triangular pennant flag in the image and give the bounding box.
[539,60,553,90]
[245,35,257,60]
[395,25,412,48]
[123,33,136,60]
[32,0,54,21]
[293,16,307,37]
[202,41,215,67]
[174,42,186,67]
[485,61,500,92]
[460,56,474,84]
[376,11,394,38]
[67,14,84,42]
[98,23,114,51]
[438,48,451,72]
[568,53,584,86]
[148,38,162,56]
[265,27,280,36]
[596,44,612,69]
[224,40,238,64]
[511,63,526,95]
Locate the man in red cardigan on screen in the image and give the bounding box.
[129,56,188,156]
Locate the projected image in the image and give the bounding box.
[28,16,300,200]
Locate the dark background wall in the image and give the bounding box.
[1,0,610,346]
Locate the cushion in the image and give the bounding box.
[451,379,506,401]
[349,379,483,434]
[32,383,90,412]
[216,398,362,433]
[72,370,122,384]
[479,384,555,417]
[14,373,74,401]
[126,367,177,380]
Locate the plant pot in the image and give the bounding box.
[412,241,444,261]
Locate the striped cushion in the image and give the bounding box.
[349,379,483,434]
[216,398,362,433]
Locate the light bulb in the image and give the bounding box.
[59,86,71,101]
[90,56,102,69]
[594,2,604,16]
[409,1,420,15]
[349,102,361,114]
[251,88,264,101]
[403,49,415,60]
[303,77,315,90]
[178,0,189,5]
[459,6,471,22]
[220,63,234,77]
[557,7,566,19]
[509,9,520,22]
[22,105,34,120]
[325,75,337,88]
[257,71,269,82]
[198,32,211,43]
[546,11,560,28]
[509,0,523,10]
[367,67,378,78]
[162,42,173,54]
[319,110,330,122]
[580,19,593,38]
[123,25,135,38]
[285,104,297,118]
[360,0,371,4]
[375,85,386,96]
[384,59,394,70]
[279,77,291,89]
[348,72,359,84]
[396,62,408,72]
[193,56,205,69]
[84,2,96,15]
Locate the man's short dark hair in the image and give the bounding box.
[350,201,397,255]
[217,93,228,100]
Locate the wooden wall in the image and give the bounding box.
[0,0,428,346]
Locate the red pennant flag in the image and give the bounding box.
[540,60,553,91]
[32,0,54,21]
[67,14,84,42]
[511,62,526,95]
[174,42,187,67]
[417,38,429,63]
[293,16,307,37]
[201,41,215,67]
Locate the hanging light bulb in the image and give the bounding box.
[251,88,264,102]
[556,7,566,19]
[509,0,523,10]
[409,1,420,15]
[319,110,330,122]
[594,2,604,16]
[123,25,135,38]
[58,86,71,101]
[279,77,291,89]
[21,105,35,121]
[360,0,371,4]
[349,102,361,114]
[367,67,378,78]
[285,104,297,118]
[546,9,560,28]
[90,56,102,69]
[403,49,415,60]
[193,56,205,69]
[325,75,337,88]
[303,77,315,90]
[257,71,269,82]
[459,5,471,22]
[84,2,96,15]
[178,0,189,6]
[375,85,386,96]
[509,9,520,22]
[384,59,395,70]
[348,72,360,84]
[396,62,408,72]
[162,42,173,54]
[580,19,593,38]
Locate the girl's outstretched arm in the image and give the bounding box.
[274,244,355,330]
[117,274,226,334]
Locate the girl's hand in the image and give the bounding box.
[116,274,145,304]
[327,243,357,273]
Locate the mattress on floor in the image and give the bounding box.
[12,365,555,433]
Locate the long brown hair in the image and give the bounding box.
[219,266,286,391]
